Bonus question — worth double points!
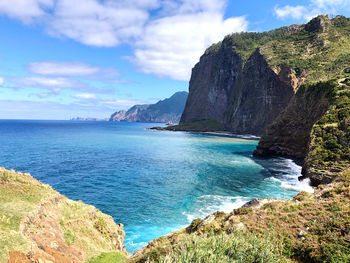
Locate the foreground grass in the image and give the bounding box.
[0,168,57,262]
[0,167,125,263]
[159,231,289,263]
[87,252,127,263]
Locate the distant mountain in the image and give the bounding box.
[109,91,188,123]
[71,117,108,121]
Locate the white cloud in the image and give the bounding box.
[28,62,99,76]
[132,1,248,81]
[47,0,157,47]
[15,76,77,88]
[73,93,98,100]
[27,61,120,78]
[10,76,89,94]
[275,0,350,21]
[1,0,248,81]
[274,5,309,20]
[101,98,146,108]
[311,0,350,9]
[71,92,147,109]
[0,77,3,86]
[0,0,53,23]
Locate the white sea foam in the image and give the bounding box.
[182,195,250,223]
[264,158,314,193]
[280,178,314,193]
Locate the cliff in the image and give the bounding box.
[254,81,335,159]
[0,168,126,263]
[256,78,349,186]
[110,91,188,123]
[178,15,350,135]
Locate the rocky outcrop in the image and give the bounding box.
[0,168,126,263]
[256,79,350,186]
[110,92,188,123]
[109,110,127,121]
[254,82,332,159]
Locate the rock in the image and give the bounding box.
[198,214,216,228]
[254,82,331,159]
[242,199,274,209]
[298,230,306,237]
[233,222,245,231]
[180,37,298,136]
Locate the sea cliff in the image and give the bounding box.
[177,15,350,136]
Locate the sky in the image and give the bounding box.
[0,0,350,119]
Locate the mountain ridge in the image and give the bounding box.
[110,91,188,123]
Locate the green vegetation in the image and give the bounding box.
[159,231,288,263]
[205,15,350,83]
[167,119,225,132]
[306,78,350,178]
[0,168,57,262]
[0,167,125,263]
[87,252,126,263]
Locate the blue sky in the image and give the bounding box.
[0,0,349,119]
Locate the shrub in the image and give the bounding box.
[0,171,11,183]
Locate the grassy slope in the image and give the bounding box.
[303,78,350,183]
[131,170,350,263]
[0,168,126,263]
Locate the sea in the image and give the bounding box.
[0,120,313,252]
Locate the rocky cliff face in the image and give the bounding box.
[179,32,303,135]
[225,49,297,135]
[180,38,243,124]
[256,79,350,186]
[110,91,188,123]
[254,82,332,159]
[179,15,350,136]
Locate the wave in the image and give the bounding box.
[182,195,250,223]
[264,158,314,193]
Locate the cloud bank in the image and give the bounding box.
[0,0,248,81]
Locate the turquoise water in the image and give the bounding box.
[0,120,311,252]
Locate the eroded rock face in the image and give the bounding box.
[225,49,296,135]
[254,86,331,159]
[180,38,243,125]
[180,45,298,136]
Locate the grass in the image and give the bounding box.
[87,252,126,263]
[0,168,57,262]
[304,78,350,183]
[0,167,126,263]
[158,231,289,263]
